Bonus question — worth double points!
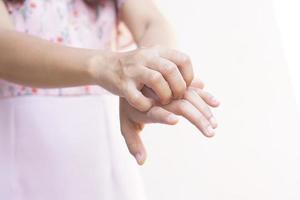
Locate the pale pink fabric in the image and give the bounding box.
[0,1,147,200]
[0,96,146,200]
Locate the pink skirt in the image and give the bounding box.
[0,95,146,200]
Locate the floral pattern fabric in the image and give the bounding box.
[0,0,125,98]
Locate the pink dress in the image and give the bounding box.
[0,1,146,200]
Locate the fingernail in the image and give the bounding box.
[209,117,218,128]
[135,153,144,165]
[211,96,220,104]
[207,126,215,137]
[167,114,179,123]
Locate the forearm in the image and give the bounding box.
[136,18,178,49]
[119,0,177,49]
[0,29,106,88]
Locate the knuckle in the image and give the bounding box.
[146,106,160,119]
[178,99,189,112]
[174,83,187,98]
[132,66,145,78]
[140,48,157,58]
[138,48,147,54]
[203,107,213,118]
[201,118,210,128]
[119,81,130,97]
[181,53,191,64]
[161,96,171,105]
[135,49,150,60]
[183,89,191,99]
[128,93,141,106]
[197,114,209,127]
[149,72,163,83]
[168,50,178,59]
[150,106,161,113]
[163,63,177,76]
[146,108,154,118]
[151,45,162,51]
[188,87,196,94]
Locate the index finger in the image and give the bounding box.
[158,48,194,86]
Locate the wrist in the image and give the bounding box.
[87,50,121,94]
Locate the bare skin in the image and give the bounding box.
[120,80,220,165]
[0,0,220,165]
[119,0,220,165]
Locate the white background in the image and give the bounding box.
[273,0,300,110]
[138,0,300,199]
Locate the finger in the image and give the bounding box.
[146,106,179,125]
[190,79,205,89]
[163,100,215,137]
[191,87,220,107]
[141,86,159,101]
[125,88,180,125]
[125,82,154,112]
[184,89,218,128]
[121,120,147,165]
[158,48,194,86]
[140,68,173,105]
[146,57,186,99]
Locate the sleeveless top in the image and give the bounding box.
[0,0,125,98]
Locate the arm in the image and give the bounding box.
[0,29,103,88]
[0,1,191,112]
[0,1,106,88]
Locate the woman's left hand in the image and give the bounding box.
[119,80,220,165]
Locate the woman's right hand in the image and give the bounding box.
[90,46,194,112]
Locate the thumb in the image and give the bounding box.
[121,120,147,165]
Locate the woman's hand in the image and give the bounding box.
[91,46,193,112]
[119,80,220,165]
